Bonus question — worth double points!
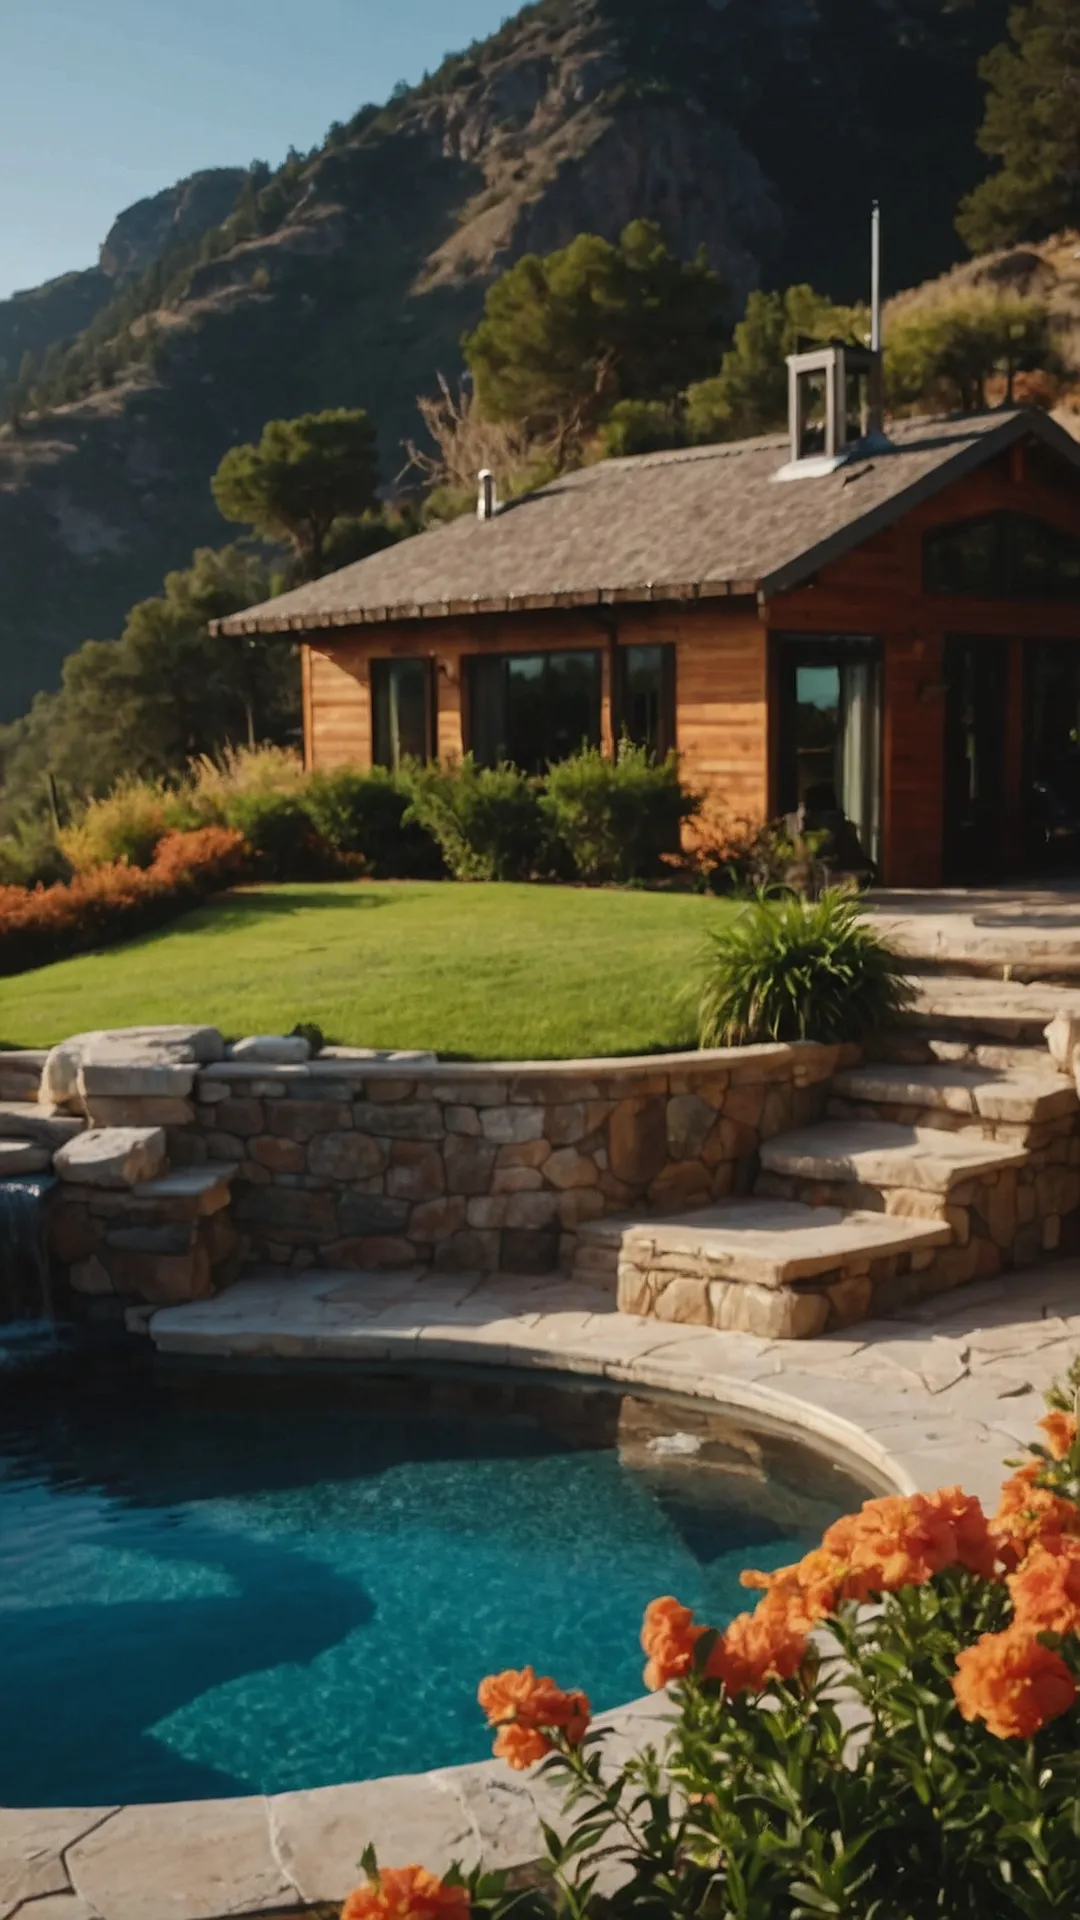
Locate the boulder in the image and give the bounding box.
[42,1027,224,1111]
[53,1127,167,1189]
[228,1035,312,1064]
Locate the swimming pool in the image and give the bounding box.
[0,1352,872,1807]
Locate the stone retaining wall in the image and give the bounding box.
[173,1044,848,1275]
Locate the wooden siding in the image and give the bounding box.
[766,453,1080,883]
[305,604,768,837]
[303,448,1080,885]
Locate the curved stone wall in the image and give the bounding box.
[188,1043,848,1274]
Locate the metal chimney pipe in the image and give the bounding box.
[477,468,496,521]
[871,201,882,354]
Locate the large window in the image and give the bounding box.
[924,513,1080,598]
[467,650,601,771]
[618,644,675,757]
[775,636,882,867]
[371,658,434,769]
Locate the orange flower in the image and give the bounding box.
[1008,1536,1080,1637]
[342,1867,469,1920]
[990,1474,1080,1571]
[1039,1411,1079,1461]
[821,1493,960,1599]
[477,1667,589,1770]
[952,1626,1077,1739]
[921,1485,998,1580]
[709,1597,810,1694]
[740,1548,847,1631]
[641,1595,706,1691]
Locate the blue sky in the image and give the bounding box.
[1,0,515,299]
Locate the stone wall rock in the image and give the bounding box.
[179,1045,835,1277]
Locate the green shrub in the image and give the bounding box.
[403,757,547,881]
[304,768,443,877]
[698,889,914,1046]
[58,780,176,872]
[221,790,326,881]
[185,744,307,822]
[542,743,698,882]
[0,826,71,889]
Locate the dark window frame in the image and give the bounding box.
[464,648,603,771]
[924,511,1080,600]
[370,656,437,769]
[615,643,677,759]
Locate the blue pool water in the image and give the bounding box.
[0,1355,869,1807]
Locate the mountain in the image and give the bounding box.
[0,0,1007,723]
[0,168,248,397]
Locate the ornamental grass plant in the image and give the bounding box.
[350,1375,1080,1919]
[698,888,914,1047]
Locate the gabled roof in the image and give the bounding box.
[216,407,1080,636]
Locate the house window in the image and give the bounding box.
[371,658,434,769]
[924,513,1080,598]
[467,650,601,771]
[619,644,676,756]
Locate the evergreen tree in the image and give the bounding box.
[684,287,868,443]
[957,0,1080,251]
[0,547,299,830]
[211,409,380,578]
[463,221,726,458]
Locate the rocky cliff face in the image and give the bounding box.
[0,168,247,412]
[0,0,1007,723]
[97,168,248,281]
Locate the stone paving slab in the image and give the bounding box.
[866,887,1080,982]
[10,1262,1080,1920]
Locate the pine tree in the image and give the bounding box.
[957,0,1080,251]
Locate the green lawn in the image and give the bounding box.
[0,882,735,1060]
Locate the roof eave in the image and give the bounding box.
[212,576,762,638]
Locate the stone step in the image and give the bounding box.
[0,1101,85,1147]
[0,1140,51,1175]
[903,976,1080,1046]
[831,1062,1078,1128]
[0,1050,48,1102]
[875,1034,1060,1074]
[759,1120,1029,1195]
[578,1198,951,1289]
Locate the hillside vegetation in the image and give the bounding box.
[0,0,1006,719]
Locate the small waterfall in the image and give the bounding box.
[0,1175,56,1335]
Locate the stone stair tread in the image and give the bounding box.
[833,1061,1078,1122]
[904,976,1080,1040]
[760,1120,1029,1192]
[578,1198,951,1286]
[0,1139,51,1174]
[0,1100,85,1145]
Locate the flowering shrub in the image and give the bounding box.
[0,827,248,975]
[349,1385,1080,1918]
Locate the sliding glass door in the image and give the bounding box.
[774,636,882,867]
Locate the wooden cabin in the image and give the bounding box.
[218,348,1080,887]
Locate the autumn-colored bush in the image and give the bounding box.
[353,1385,1080,1918]
[0,827,248,976]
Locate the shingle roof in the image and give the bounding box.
[216,408,1080,636]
